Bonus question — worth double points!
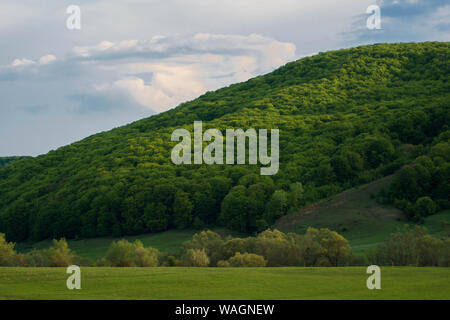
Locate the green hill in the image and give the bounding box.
[0,42,449,242]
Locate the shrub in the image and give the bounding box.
[319,229,351,266]
[95,258,111,267]
[48,239,74,267]
[222,238,254,261]
[182,230,224,266]
[25,249,51,267]
[166,255,178,267]
[0,233,16,266]
[252,229,303,267]
[414,197,437,219]
[106,239,137,267]
[217,260,231,267]
[14,253,28,267]
[369,225,448,266]
[134,243,159,267]
[105,239,159,267]
[226,252,267,267]
[183,249,210,267]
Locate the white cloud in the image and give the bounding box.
[9,54,57,68]
[108,64,206,113]
[11,58,35,67]
[71,33,296,113]
[39,55,57,65]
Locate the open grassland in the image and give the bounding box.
[0,267,448,300]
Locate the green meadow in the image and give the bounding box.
[0,267,448,300]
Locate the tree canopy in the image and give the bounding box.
[0,42,449,241]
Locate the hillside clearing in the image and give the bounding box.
[274,175,450,253]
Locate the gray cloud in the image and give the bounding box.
[0,33,296,115]
[345,0,450,44]
[380,0,449,18]
[21,104,49,115]
[0,32,297,155]
[67,93,136,114]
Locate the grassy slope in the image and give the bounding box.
[0,267,448,300]
[274,175,450,254]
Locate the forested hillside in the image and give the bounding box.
[0,42,448,242]
[0,157,31,168]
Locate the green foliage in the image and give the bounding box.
[297,228,351,267]
[318,229,351,267]
[264,190,288,224]
[183,249,210,267]
[0,157,31,168]
[413,197,438,221]
[254,229,301,266]
[0,233,16,266]
[185,228,352,267]
[24,249,51,267]
[166,255,178,267]
[219,252,267,267]
[104,239,160,267]
[23,238,78,267]
[369,225,449,266]
[182,230,224,266]
[0,42,449,240]
[135,244,159,267]
[387,139,450,222]
[173,190,193,229]
[47,238,74,267]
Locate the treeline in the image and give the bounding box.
[0,42,449,241]
[0,233,157,267]
[0,156,31,168]
[0,235,89,267]
[378,132,450,223]
[179,228,353,267]
[368,225,450,267]
[1,226,448,267]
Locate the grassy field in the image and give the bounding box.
[0,267,448,300]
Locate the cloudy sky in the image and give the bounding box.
[1,0,449,156]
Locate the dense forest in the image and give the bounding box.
[0,157,30,169]
[0,42,448,242]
